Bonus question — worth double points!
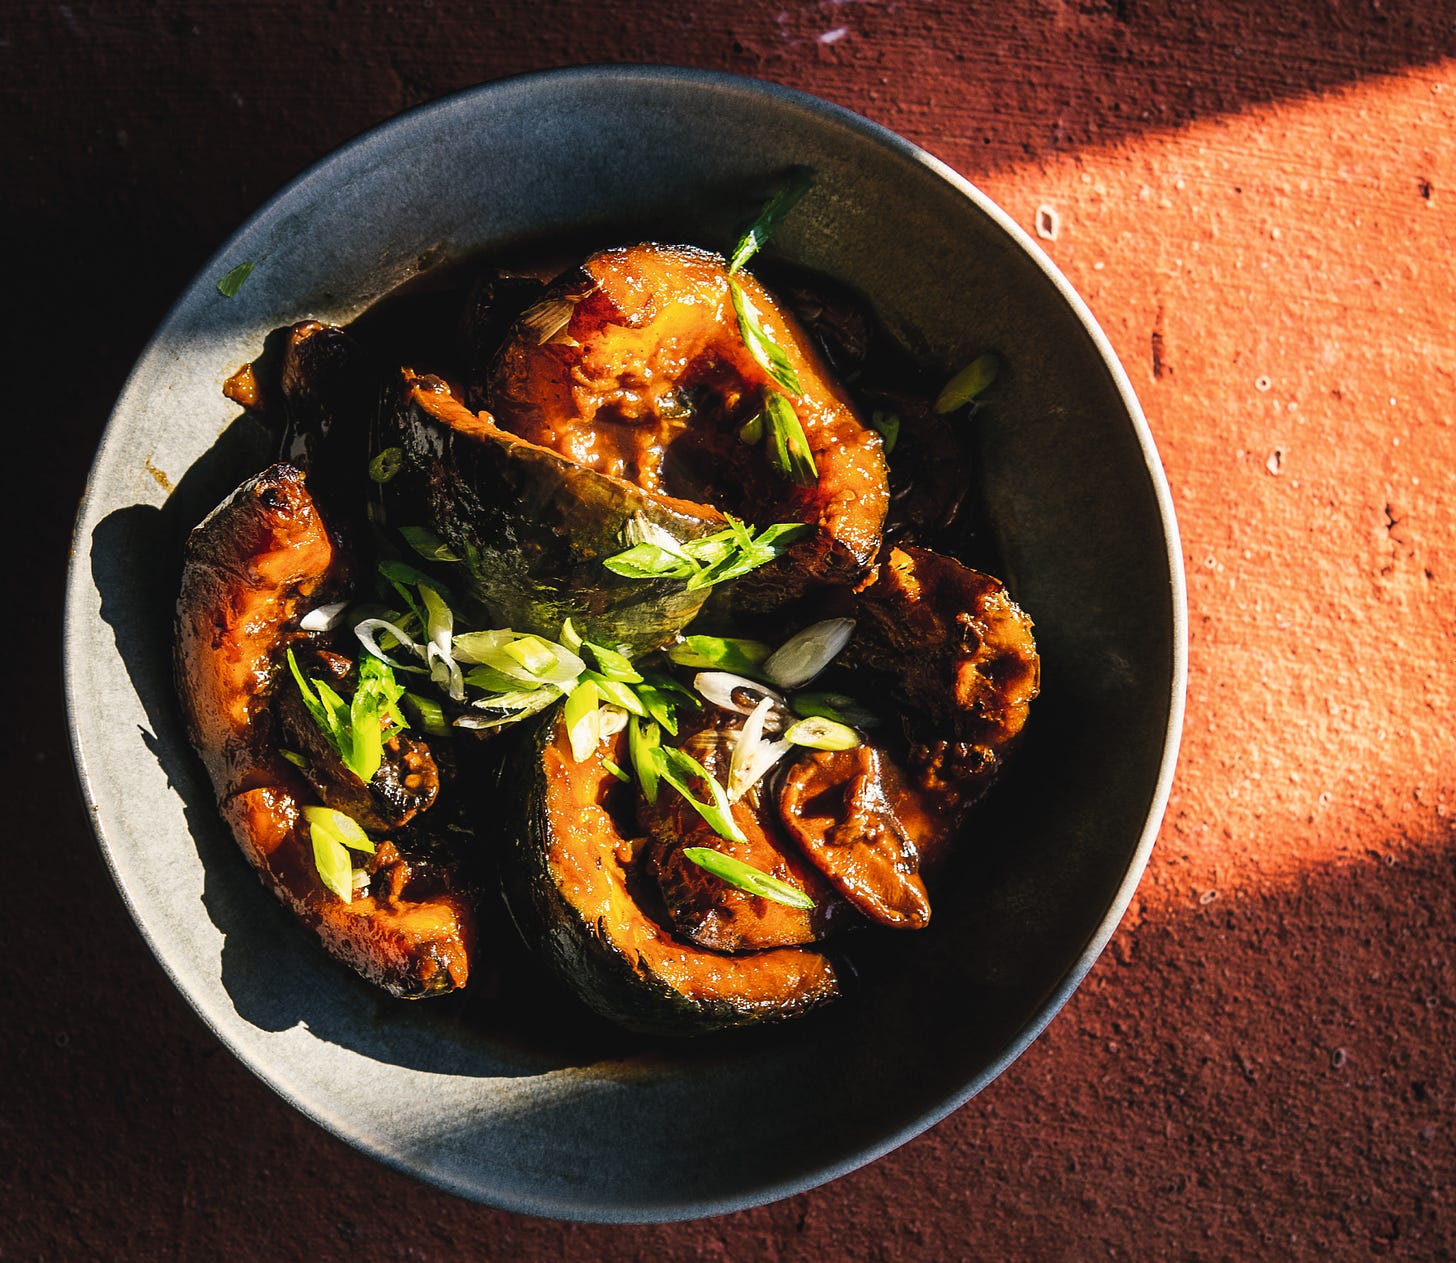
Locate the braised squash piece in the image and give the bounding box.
[175,464,474,998]
[487,243,890,585]
[500,710,843,1035]
[377,370,726,654]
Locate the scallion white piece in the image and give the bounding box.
[693,671,789,717]
[727,695,795,803]
[299,600,349,632]
[762,619,855,689]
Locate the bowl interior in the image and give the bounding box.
[66,67,1184,1222]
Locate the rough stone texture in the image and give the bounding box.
[7,1,1455,1258]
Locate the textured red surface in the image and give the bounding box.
[8,2,1455,1258]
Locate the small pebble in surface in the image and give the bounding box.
[1331,1047,1348,1069]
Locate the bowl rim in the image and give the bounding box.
[64,63,1187,1221]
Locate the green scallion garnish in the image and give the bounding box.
[656,747,747,844]
[400,691,451,737]
[727,168,814,275]
[762,392,818,487]
[302,806,375,902]
[667,635,773,676]
[783,716,862,751]
[728,279,803,396]
[398,525,461,563]
[790,691,880,730]
[216,261,256,298]
[368,447,404,483]
[628,717,663,804]
[563,678,602,763]
[602,517,810,591]
[286,648,408,785]
[934,352,1001,414]
[681,846,814,910]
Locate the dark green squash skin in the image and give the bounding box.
[376,372,725,654]
[497,708,843,1037]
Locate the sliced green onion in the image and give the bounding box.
[504,636,557,675]
[286,647,343,745]
[368,447,404,483]
[738,411,765,444]
[790,691,880,729]
[354,617,426,674]
[763,618,856,689]
[377,559,450,595]
[584,641,642,683]
[634,674,695,735]
[418,584,463,701]
[288,650,408,784]
[727,168,814,274]
[302,806,375,903]
[629,717,662,804]
[310,828,354,902]
[681,847,814,910]
[458,685,559,730]
[727,279,803,395]
[348,685,385,781]
[763,392,818,487]
[657,747,747,844]
[727,695,794,803]
[401,691,450,737]
[559,618,584,653]
[452,630,584,688]
[694,671,788,717]
[298,600,348,633]
[600,542,701,581]
[784,716,862,751]
[597,706,630,739]
[469,684,559,713]
[303,805,375,852]
[601,757,631,784]
[216,260,256,298]
[668,635,773,675]
[564,678,601,762]
[603,519,809,591]
[279,749,309,769]
[934,352,1001,413]
[622,513,692,554]
[398,525,461,563]
[464,662,523,693]
[582,670,648,717]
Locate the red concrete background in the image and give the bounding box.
[7,2,1454,1258]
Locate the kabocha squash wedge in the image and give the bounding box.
[175,464,475,997]
[486,243,890,588]
[376,370,726,654]
[498,708,843,1036]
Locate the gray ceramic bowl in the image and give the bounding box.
[65,66,1185,1221]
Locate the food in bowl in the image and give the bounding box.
[173,181,1040,1034]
